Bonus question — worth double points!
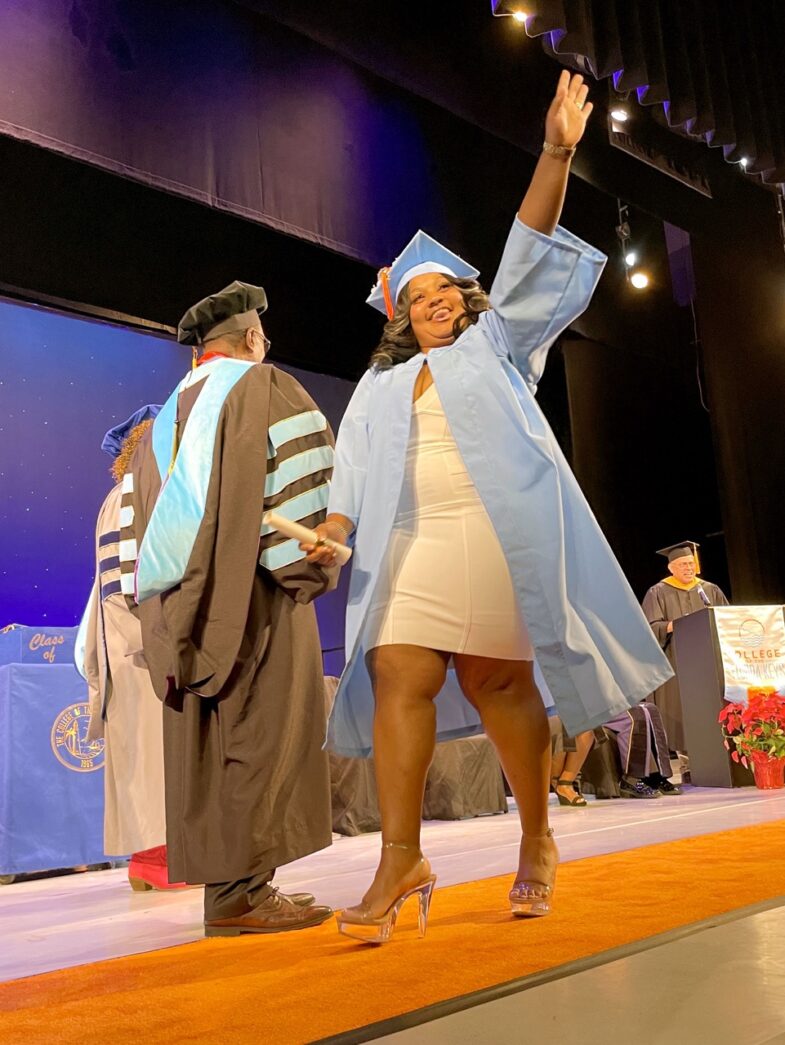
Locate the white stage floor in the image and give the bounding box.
[1,785,784,983]
[386,903,785,1045]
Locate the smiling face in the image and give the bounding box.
[668,554,697,585]
[407,272,466,350]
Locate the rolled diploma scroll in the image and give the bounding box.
[262,511,352,566]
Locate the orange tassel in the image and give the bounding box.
[379,267,395,320]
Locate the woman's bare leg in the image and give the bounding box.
[555,730,594,802]
[454,656,557,891]
[550,749,567,786]
[358,644,448,916]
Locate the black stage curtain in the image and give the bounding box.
[0,0,451,267]
[691,195,785,603]
[561,337,727,600]
[525,0,785,182]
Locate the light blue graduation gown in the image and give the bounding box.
[327,216,674,757]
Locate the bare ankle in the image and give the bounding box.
[521,827,554,841]
[382,840,422,854]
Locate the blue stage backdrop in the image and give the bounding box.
[0,297,355,651]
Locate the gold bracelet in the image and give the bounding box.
[542,141,576,159]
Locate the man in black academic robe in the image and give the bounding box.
[120,282,338,936]
[642,541,729,755]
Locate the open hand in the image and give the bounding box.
[545,70,593,148]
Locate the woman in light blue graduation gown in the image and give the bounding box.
[307,73,673,941]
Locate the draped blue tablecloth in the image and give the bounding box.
[0,625,106,875]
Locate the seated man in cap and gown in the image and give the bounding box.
[603,702,682,798]
[118,281,337,936]
[642,541,729,760]
[77,405,190,890]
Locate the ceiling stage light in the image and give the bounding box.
[610,107,630,122]
[630,271,650,290]
[490,4,529,25]
[624,251,637,267]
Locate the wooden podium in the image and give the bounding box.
[673,608,754,788]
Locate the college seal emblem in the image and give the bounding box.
[51,702,105,772]
[738,617,766,650]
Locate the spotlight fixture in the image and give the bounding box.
[630,271,650,290]
[740,156,749,169]
[490,2,530,23]
[610,107,630,123]
[617,200,650,291]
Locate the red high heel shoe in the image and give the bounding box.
[128,846,189,891]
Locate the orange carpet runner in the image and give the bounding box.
[1,820,783,1044]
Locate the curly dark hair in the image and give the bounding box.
[368,276,491,370]
[111,420,153,484]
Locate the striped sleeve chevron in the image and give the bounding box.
[116,422,162,608]
[258,379,335,578]
[117,469,140,600]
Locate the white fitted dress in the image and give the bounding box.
[366,381,533,660]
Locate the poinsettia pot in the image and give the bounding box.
[750,751,785,790]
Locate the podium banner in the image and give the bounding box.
[0,624,77,666]
[713,606,785,703]
[0,625,107,875]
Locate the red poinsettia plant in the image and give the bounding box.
[718,688,785,768]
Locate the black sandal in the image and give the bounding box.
[552,777,588,807]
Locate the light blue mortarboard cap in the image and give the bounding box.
[366,230,480,318]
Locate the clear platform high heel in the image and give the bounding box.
[337,842,437,945]
[509,828,557,918]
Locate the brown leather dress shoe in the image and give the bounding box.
[205,891,333,937]
[277,888,316,907]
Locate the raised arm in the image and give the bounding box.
[481,72,606,391]
[518,70,593,236]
